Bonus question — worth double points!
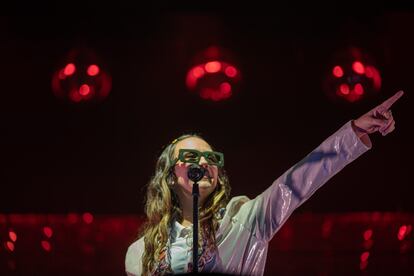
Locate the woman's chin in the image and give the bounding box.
[198,179,216,189]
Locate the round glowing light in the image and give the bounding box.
[87,64,100,76]
[192,66,205,78]
[205,61,221,73]
[332,66,344,78]
[225,66,237,78]
[360,251,370,262]
[6,241,15,252]
[9,231,17,242]
[79,84,90,96]
[398,225,407,240]
[363,229,373,241]
[63,63,76,76]
[353,61,365,74]
[43,226,53,238]
[220,82,232,95]
[339,84,350,95]
[354,83,364,95]
[41,240,51,251]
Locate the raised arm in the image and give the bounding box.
[233,91,404,242]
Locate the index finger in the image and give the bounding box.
[380,90,404,109]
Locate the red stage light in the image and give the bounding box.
[51,47,112,104]
[220,82,232,95]
[192,66,205,78]
[63,63,76,76]
[339,84,350,95]
[9,230,17,242]
[224,66,238,78]
[353,61,365,74]
[363,229,373,241]
[6,241,15,252]
[332,66,344,78]
[79,84,91,96]
[41,240,51,252]
[87,64,100,76]
[185,46,241,102]
[398,225,407,240]
[205,61,221,73]
[43,226,53,238]
[323,47,381,103]
[360,251,370,262]
[354,83,364,95]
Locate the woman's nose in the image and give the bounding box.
[199,156,208,167]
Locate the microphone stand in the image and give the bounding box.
[187,164,206,274]
[192,181,199,273]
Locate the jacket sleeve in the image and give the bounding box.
[233,120,372,242]
[125,238,145,276]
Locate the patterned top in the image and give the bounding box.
[151,221,217,275]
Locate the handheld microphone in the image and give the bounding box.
[187,164,206,183]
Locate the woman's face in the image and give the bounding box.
[172,137,219,202]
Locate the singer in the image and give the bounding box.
[125,91,404,275]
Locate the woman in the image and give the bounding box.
[125,91,404,275]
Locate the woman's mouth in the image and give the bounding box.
[204,170,211,178]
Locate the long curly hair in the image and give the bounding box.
[139,134,231,275]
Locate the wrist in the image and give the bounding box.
[351,120,367,138]
[351,120,372,148]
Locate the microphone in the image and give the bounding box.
[187,164,206,183]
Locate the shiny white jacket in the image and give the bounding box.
[125,121,371,275]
